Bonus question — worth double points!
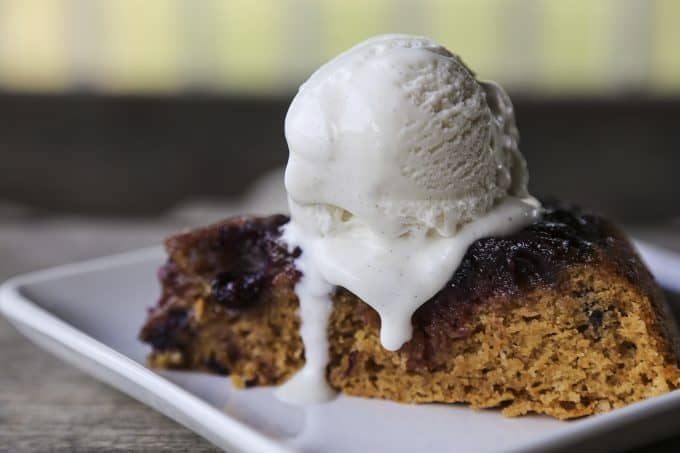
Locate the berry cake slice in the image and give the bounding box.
[139,202,680,419]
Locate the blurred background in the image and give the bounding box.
[1,0,680,273]
[2,2,680,450]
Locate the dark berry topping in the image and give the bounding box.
[205,214,294,309]
[140,308,192,351]
[406,199,646,357]
[211,271,266,308]
[204,356,230,375]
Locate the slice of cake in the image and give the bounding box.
[140,201,680,419]
[140,34,680,419]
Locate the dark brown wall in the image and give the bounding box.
[1,94,678,223]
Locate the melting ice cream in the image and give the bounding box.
[276,34,540,404]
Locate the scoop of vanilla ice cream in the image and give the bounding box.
[277,35,540,404]
[284,34,529,237]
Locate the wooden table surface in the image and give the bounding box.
[0,317,218,452]
[1,205,679,452]
[0,209,214,451]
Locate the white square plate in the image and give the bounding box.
[2,243,680,453]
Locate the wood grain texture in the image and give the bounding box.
[0,318,219,452]
[0,213,222,452]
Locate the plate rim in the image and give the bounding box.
[0,247,293,453]
[1,243,680,453]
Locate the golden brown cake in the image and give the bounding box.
[139,201,680,419]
